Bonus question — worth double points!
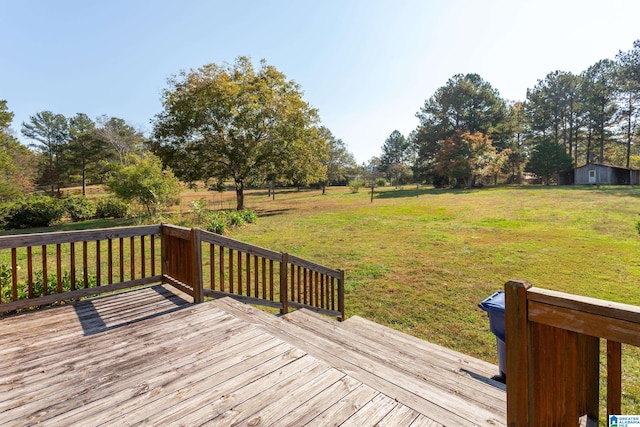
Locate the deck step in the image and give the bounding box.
[283,309,505,415]
[212,298,505,427]
[344,314,501,380]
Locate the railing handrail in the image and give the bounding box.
[0,225,161,249]
[199,229,283,262]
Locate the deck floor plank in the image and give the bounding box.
[0,286,506,426]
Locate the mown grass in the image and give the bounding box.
[227,184,640,415]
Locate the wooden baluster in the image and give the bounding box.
[607,340,622,418]
[56,243,62,293]
[237,250,243,295]
[268,259,273,301]
[150,234,156,276]
[245,253,251,296]
[107,239,113,285]
[42,245,48,295]
[130,236,135,280]
[229,248,234,294]
[330,277,335,311]
[11,248,18,301]
[219,246,224,292]
[252,255,258,298]
[320,274,325,309]
[82,241,88,288]
[69,243,75,291]
[303,268,308,305]
[261,257,266,300]
[96,240,101,287]
[119,237,124,283]
[209,243,215,290]
[140,235,145,279]
[27,246,34,298]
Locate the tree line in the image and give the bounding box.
[1,57,360,211]
[373,39,640,187]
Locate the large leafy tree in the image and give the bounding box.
[319,127,357,193]
[435,131,502,188]
[153,57,323,210]
[413,74,507,183]
[525,138,573,185]
[106,153,181,217]
[0,101,37,201]
[21,111,69,194]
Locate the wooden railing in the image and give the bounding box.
[0,224,345,320]
[175,226,345,319]
[505,280,640,426]
[0,225,162,312]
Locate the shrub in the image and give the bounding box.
[64,196,96,222]
[95,199,130,219]
[240,209,257,224]
[2,196,65,229]
[205,212,227,234]
[376,178,387,187]
[348,179,363,193]
[225,210,245,227]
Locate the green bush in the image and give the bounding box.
[2,196,65,229]
[64,196,96,222]
[376,178,387,187]
[95,199,130,219]
[205,213,227,234]
[240,209,258,224]
[348,179,363,193]
[225,210,245,227]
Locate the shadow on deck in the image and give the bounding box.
[0,285,505,426]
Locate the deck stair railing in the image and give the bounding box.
[0,224,345,320]
[505,280,640,426]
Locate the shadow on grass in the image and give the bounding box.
[255,208,295,218]
[373,184,640,200]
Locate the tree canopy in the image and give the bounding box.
[152,56,326,210]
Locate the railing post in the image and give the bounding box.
[280,252,288,315]
[338,269,345,321]
[191,228,204,303]
[505,279,532,427]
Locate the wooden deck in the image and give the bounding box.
[0,285,505,426]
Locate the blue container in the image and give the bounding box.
[479,290,506,382]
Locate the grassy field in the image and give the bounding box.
[3,183,640,414]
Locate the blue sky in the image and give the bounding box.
[2,0,640,163]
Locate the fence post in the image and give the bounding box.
[191,228,204,303]
[338,269,345,321]
[280,252,288,315]
[505,279,532,427]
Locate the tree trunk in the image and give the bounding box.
[322,184,326,195]
[235,179,244,211]
[626,95,632,169]
[82,158,87,196]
